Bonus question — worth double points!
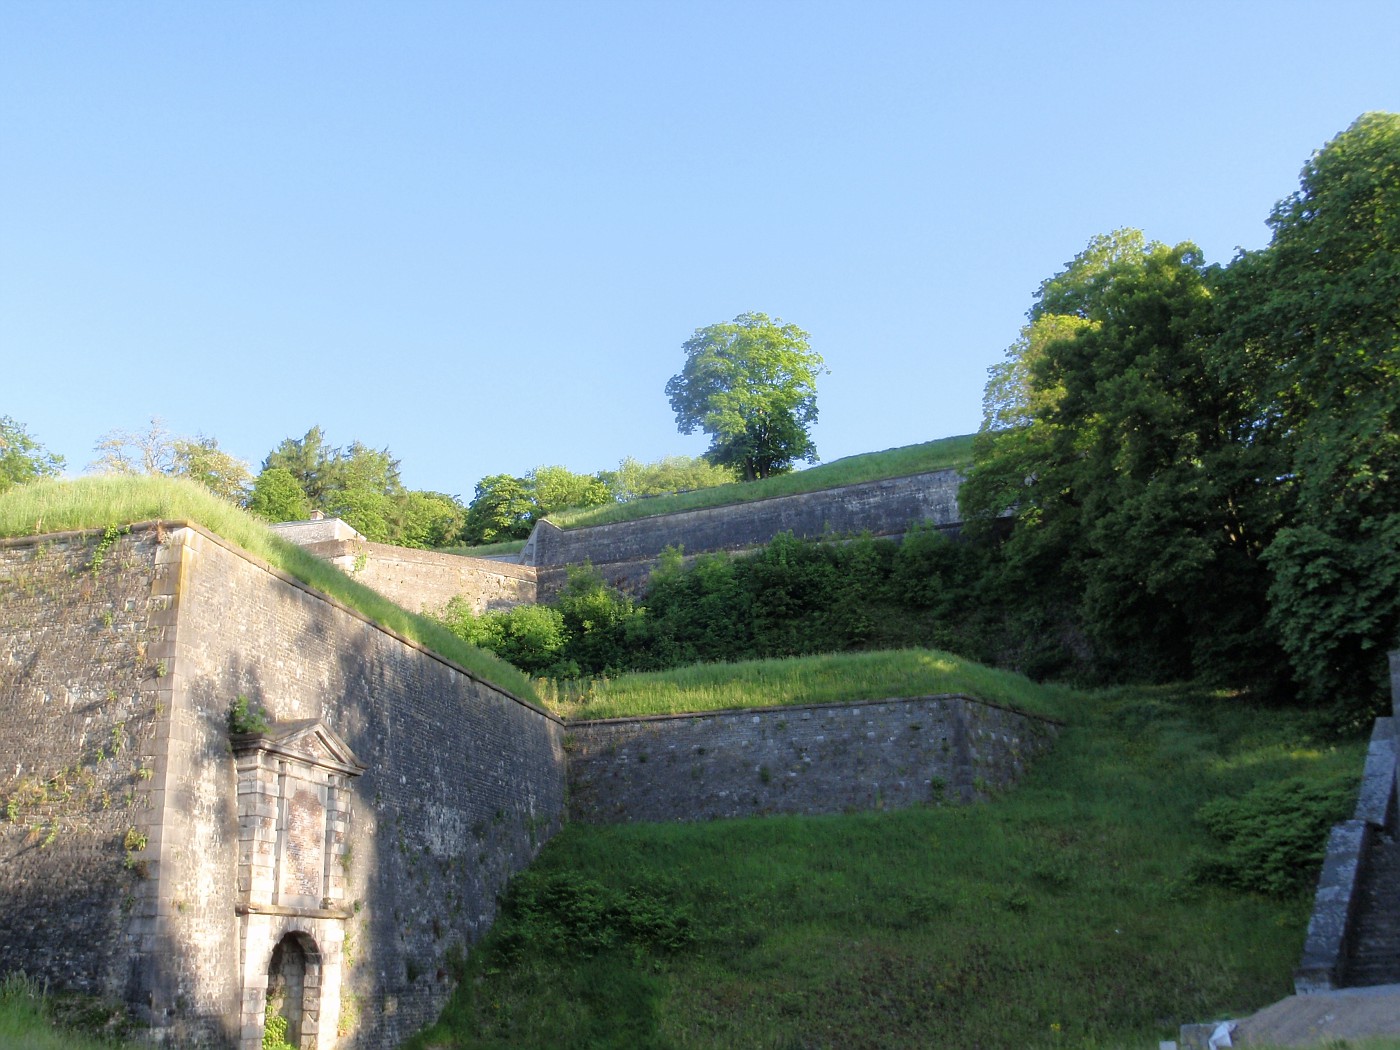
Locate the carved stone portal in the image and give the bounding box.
[232,720,365,1049]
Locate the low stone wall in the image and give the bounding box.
[301,538,537,615]
[1294,651,1399,993]
[0,524,566,1049]
[566,694,1059,824]
[526,469,965,597]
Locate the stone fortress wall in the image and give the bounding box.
[567,695,1060,824]
[276,469,968,608]
[525,467,966,597]
[0,470,1064,1050]
[0,525,565,1049]
[271,519,536,617]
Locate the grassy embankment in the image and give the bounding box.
[446,435,976,557]
[410,654,1368,1050]
[0,475,538,702]
[535,647,1071,722]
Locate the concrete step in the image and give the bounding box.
[1229,983,1400,1046]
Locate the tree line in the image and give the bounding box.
[437,113,1400,728]
[0,415,741,549]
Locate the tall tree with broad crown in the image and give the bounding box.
[665,312,827,481]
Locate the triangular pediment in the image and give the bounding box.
[232,718,366,776]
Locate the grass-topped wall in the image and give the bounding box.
[0,476,538,701]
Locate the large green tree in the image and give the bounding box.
[253,427,467,548]
[962,230,1281,685]
[665,312,826,481]
[0,416,64,494]
[1218,111,1400,720]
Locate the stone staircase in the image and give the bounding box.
[1346,825,1400,986]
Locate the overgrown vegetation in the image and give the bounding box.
[407,682,1366,1050]
[534,648,1073,722]
[0,972,140,1049]
[0,475,539,702]
[437,529,1025,683]
[960,113,1400,726]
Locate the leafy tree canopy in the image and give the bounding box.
[960,113,1400,720]
[89,417,252,504]
[665,312,827,481]
[247,467,312,523]
[0,416,64,494]
[253,426,465,548]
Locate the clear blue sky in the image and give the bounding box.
[3,1,1397,495]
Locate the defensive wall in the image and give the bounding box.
[524,467,966,597]
[0,524,566,1049]
[274,469,968,609]
[0,512,1057,1048]
[271,519,536,616]
[567,694,1060,823]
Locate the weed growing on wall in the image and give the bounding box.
[227,695,272,735]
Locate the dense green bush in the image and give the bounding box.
[437,529,1066,682]
[1189,773,1357,895]
[493,870,694,960]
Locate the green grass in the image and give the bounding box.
[0,972,140,1048]
[0,476,539,702]
[538,648,1074,722]
[408,681,1368,1050]
[545,434,974,530]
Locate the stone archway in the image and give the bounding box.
[265,931,322,1049]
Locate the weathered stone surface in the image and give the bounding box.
[288,535,537,616]
[525,469,965,597]
[1295,654,1400,994]
[566,695,1059,824]
[0,525,566,1048]
[0,529,165,1003]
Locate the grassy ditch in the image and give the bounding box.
[545,434,974,530]
[537,648,1075,722]
[409,681,1365,1050]
[0,476,538,702]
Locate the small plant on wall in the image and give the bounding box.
[263,992,296,1050]
[227,695,272,735]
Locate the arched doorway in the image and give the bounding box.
[265,932,321,1049]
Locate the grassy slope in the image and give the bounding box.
[537,648,1074,722]
[544,434,974,530]
[0,974,141,1049]
[410,677,1367,1050]
[0,476,539,701]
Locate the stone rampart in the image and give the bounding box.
[0,529,168,1002]
[526,469,964,597]
[301,538,537,616]
[0,524,565,1048]
[565,694,1058,824]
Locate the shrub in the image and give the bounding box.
[1189,773,1357,895]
